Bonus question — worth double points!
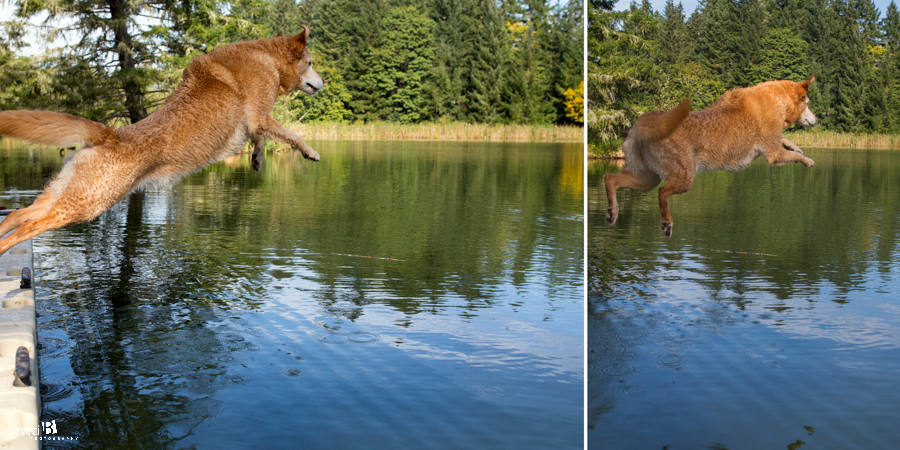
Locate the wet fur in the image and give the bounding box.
[605,76,818,237]
[0,27,324,255]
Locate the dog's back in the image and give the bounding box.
[116,40,283,170]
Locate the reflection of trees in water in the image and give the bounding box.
[169,141,583,317]
[588,150,900,441]
[589,150,900,303]
[37,192,259,447]
[3,142,581,447]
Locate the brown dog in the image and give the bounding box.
[0,27,324,256]
[605,76,818,237]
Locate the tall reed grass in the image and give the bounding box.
[784,130,900,149]
[288,122,582,143]
[590,130,900,160]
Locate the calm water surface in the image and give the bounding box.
[0,140,583,449]
[590,148,900,449]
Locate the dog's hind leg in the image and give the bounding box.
[0,193,57,239]
[0,148,137,256]
[0,209,80,256]
[658,177,693,238]
[604,169,661,226]
[250,134,265,172]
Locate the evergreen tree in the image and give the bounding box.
[658,0,693,65]
[464,0,509,123]
[697,0,739,85]
[424,0,475,121]
[546,0,584,124]
[731,0,767,87]
[881,1,900,131]
[588,1,659,153]
[767,0,809,34]
[358,4,435,123]
[859,0,886,132]
[803,0,835,128]
[503,1,556,123]
[750,27,809,84]
[830,0,873,132]
[7,0,158,122]
[1,0,583,126]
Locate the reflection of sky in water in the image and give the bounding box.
[589,149,900,449]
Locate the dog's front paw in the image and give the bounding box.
[297,147,320,161]
[607,208,618,226]
[803,157,815,168]
[662,221,673,238]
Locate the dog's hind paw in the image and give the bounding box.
[662,221,673,237]
[606,208,618,226]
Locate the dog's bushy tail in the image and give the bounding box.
[631,98,691,143]
[0,110,118,147]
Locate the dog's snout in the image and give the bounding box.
[301,70,325,95]
[800,107,817,128]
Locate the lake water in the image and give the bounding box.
[0,140,584,449]
[589,148,900,449]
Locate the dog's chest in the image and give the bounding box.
[213,125,252,162]
[696,145,763,173]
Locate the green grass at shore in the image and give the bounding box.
[289,122,583,143]
[783,130,900,150]
[588,140,623,159]
[589,130,900,159]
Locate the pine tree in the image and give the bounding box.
[731,0,767,87]
[464,0,509,123]
[503,0,556,123]
[803,0,835,128]
[658,0,693,65]
[424,0,475,121]
[858,0,886,132]
[767,0,809,35]
[830,0,872,132]
[546,0,584,124]
[358,4,436,123]
[881,1,900,131]
[749,28,809,84]
[697,0,738,85]
[588,0,660,153]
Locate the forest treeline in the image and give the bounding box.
[0,0,583,127]
[588,0,900,155]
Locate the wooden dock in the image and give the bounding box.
[0,214,39,450]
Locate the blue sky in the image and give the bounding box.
[613,0,899,18]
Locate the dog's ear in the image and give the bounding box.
[277,32,283,37]
[800,74,815,91]
[288,25,310,55]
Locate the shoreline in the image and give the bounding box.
[288,122,583,143]
[589,131,900,159]
[781,130,900,150]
